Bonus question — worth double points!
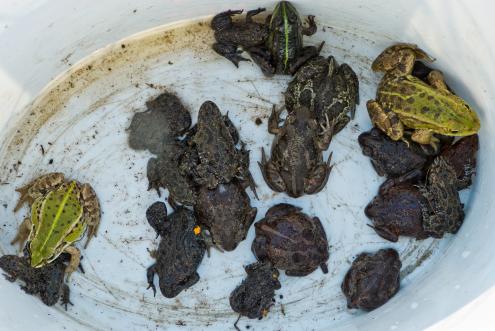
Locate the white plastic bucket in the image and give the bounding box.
[0,1,494,330]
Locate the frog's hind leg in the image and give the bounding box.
[245,8,265,23]
[305,153,333,195]
[10,218,32,252]
[14,172,65,212]
[339,63,360,118]
[212,43,250,68]
[366,100,404,141]
[371,44,434,75]
[248,46,275,76]
[258,148,286,193]
[63,246,81,280]
[80,183,101,249]
[211,9,243,31]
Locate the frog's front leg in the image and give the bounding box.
[60,284,73,310]
[305,154,332,195]
[146,264,157,296]
[80,183,101,249]
[288,42,324,75]
[366,100,404,141]
[245,8,265,23]
[63,246,80,279]
[302,15,317,36]
[10,218,32,252]
[411,129,439,150]
[426,70,449,91]
[258,149,286,193]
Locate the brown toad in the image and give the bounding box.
[181,101,256,195]
[128,92,191,154]
[229,261,281,321]
[195,181,257,252]
[146,202,206,298]
[252,203,329,276]
[365,182,429,242]
[341,248,401,311]
[420,157,465,237]
[440,135,479,190]
[259,106,333,198]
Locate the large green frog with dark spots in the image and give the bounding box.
[367,43,480,148]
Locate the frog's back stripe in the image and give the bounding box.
[30,181,83,262]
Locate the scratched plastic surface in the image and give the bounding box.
[0,5,486,331]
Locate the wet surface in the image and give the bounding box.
[0,18,469,331]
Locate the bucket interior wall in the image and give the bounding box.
[0,1,494,330]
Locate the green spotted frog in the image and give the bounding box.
[367,43,480,148]
[11,173,100,278]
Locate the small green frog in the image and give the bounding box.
[367,43,480,148]
[11,173,100,278]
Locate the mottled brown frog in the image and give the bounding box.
[181,101,256,195]
[195,181,257,252]
[146,202,206,298]
[365,183,429,242]
[259,106,333,198]
[341,248,401,311]
[252,203,329,276]
[128,92,191,154]
[229,261,281,321]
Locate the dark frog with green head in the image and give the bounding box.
[211,1,322,76]
[250,1,322,75]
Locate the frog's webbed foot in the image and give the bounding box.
[302,15,317,36]
[10,217,32,252]
[258,148,286,193]
[80,183,101,249]
[146,264,157,296]
[426,70,449,91]
[60,284,73,310]
[305,153,333,195]
[212,43,250,68]
[245,8,265,23]
[63,246,81,280]
[289,42,325,75]
[211,9,243,31]
[247,46,275,76]
[366,100,404,141]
